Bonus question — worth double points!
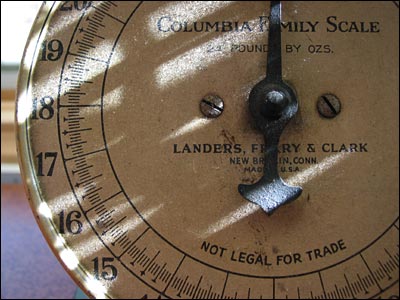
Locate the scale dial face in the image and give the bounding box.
[16,1,399,299]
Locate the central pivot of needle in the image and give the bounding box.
[263,90,288,119]
[238,1,302,214]
[266,91,285,105]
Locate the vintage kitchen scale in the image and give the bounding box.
[16,1,399,298]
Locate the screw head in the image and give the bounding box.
[317,94,341,118]
[200,94,224,118]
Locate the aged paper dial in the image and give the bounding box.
[16,1,398,298]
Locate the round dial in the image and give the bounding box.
[16,1,399,299]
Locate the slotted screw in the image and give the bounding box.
[200,94,224,118]
[317,94,341,118]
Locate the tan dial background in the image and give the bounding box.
[17,1,398,298]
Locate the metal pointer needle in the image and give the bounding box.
[238,1,302,214]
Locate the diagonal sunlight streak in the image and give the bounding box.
[161,117,212,143]
[127,203,164,233]
[38,188,161,264]
[155,20,263,88]
[201,152,351,238]
[18,44,124,123]
[38,202,53,219]
[286,151,350,187]
[147,1,234,41]
[60,248,79,270]
[76,202,164,261]
[202,202,259,238]
[102,85,125,111]
[85,275,108,299]
[39,190,78,219]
